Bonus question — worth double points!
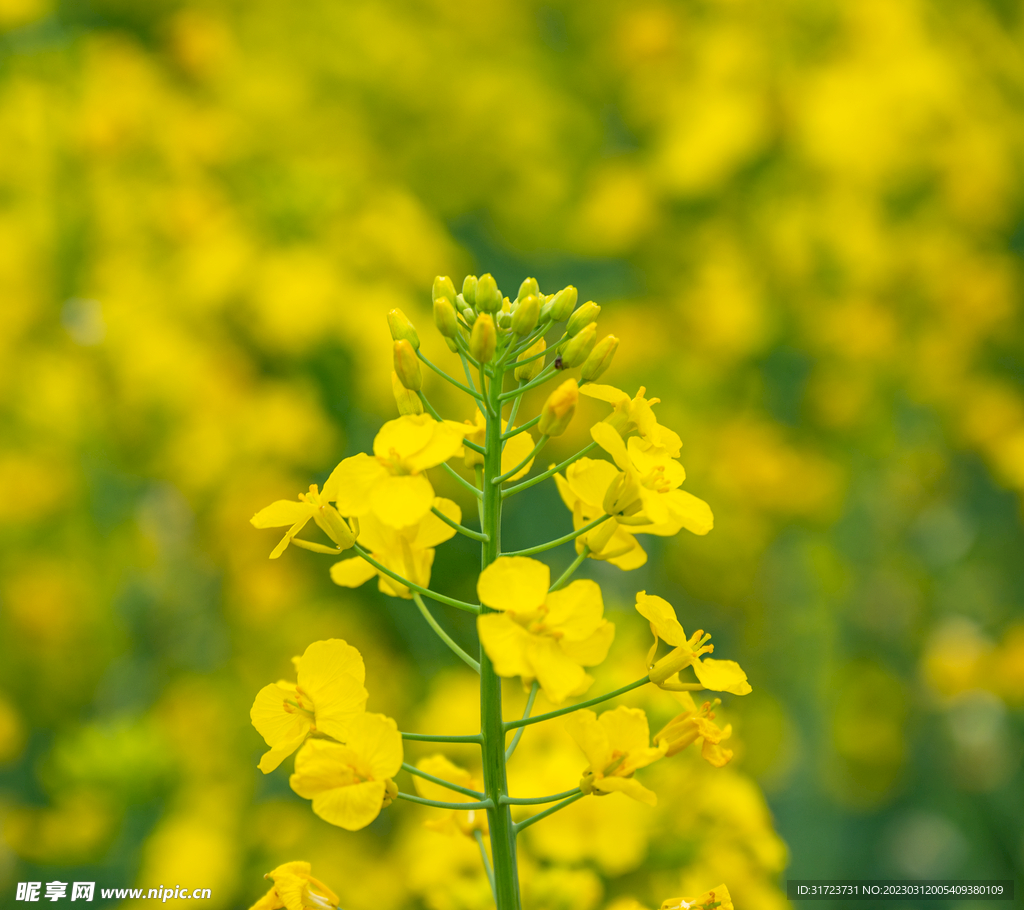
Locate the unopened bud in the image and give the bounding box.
[515,338,546,381]
[538,378,579,436]
[517,277,540,301]
[461,305,477,325]
[393,339,422,391]
[549,285,578,321]
[433,297,459,338]
[387,308,420,349]
[432,275,458,305]
[561,322,598,368]
[475,273,502,313]
[314,504,357,550]
[580,334,619,381]
[511,294,540,335]
[498,311,513,329]
[462,275,478,306]
[470,313,496,362]
[566,301,600,336]
[391,370,423,415]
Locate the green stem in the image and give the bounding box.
[501,788,581,806]
[502,441,599,498]
[401,732,482,743]
[475,829,496,896]
[549,546,590,591]
[417,350,484,400]
[412,593,481,672]
[352,544,480,613]
[431,506,489,542]
[492,435,549,485]
[396,792,493,810]
[503,676,651,730]
[501,516,608,557]
[440,463,483,499]
[501,414,540,441]
[479,352,522,910]
[513,791,586,833]
[504,682,538,761]
[498,362,557,401]
[402,761,486,799]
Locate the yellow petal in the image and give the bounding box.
[665,489,714,536]
[700,738,734,768]
[369,473,435,528]
[329,556,379,589]
[566,458,620,508]
[477,556,549,612]
[250,683,309,753]
[634,591,688,646]
[564,709,611,770]
[598,705,652,756]
[545,579,605,640]
[297,640,369,740]
[578,383,628,406]
[257,729,309,774]
[251,499,315,529]
[627,437,685,487]
[526,635,590,705]
[247,887,283,910]
[331,453,388,516]
[606,535,648,570]
[590,421,631,471]
[500,430,536,481]
[405,420,466,472]
[560,621,615,667]
[311,778,388,831]
[477,613,533,678]
[373,414,436,462]
[692,657,752,695]
[289,740,360,797]
[414,497,461,548]
[592,776,657,805]
[343,712,403,780]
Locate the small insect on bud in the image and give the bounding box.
[548,285,578,321]
[432,275,458,305]
[538,378,579,437]
[517,277,540,301]
[387,308,420,349]
[393,339,422,391]
[515,338,546,382]
[566,301,600,336]
[580,334,619,382]
[391,370,423,415]
[511,294,540,335]
[470,313,497,363]
[475,273,502,313]
[462,275,478,306]
[433,297,459,338]
[561,322,598,368]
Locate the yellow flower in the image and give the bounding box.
[458,408,536,479]
[248,861,339,910]
[476,556,614,704]
[579,384,683,455]
[250,639,368,773]
[329,497,460,598]
[251,479,356,559]
[289,712,403,831]
[412,754,488,837]
[653,692,735,768]
[565,706,666,805]
[636,592,751,695]
[660,884,734,910]
[331,414,465,528]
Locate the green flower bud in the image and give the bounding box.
[511,294,540,335]
[498,311,513,329]
[475,273,502,313]
[391,370,423,415]
[433,297,459,338]
[549,285,578,321]
[517,277,540,301]
[538,378,579,437]
[387,308,420,349]
[462,275,478,305]
[470,313,496,362]
[580,334,619,382]
[515,338,546,381]
[432,275,458,305]
[462,305,477,325]
[566,301,600,336]
[561,322,598,368]
[393,339,422,391]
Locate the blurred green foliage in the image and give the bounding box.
[1,0,1022,907]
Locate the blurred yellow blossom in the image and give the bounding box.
[654,692,734,768]
[249,861,339,910]
[412,755,488,837]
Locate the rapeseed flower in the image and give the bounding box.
[329,497,461,598]
[250,639,368,773]
[331,415,464,528]
[249,861,339,910]
[459,408,536,479]
[654,692,734,768]
[636,592,751,695]
[661,884,734,910]
[289,712,403,831]
[566,706,666,805]
[412,754,488,837]
[579,384,683,455]
[476,556,614,703]
[251,479,356,559]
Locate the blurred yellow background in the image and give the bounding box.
[1,0,1022,907]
